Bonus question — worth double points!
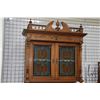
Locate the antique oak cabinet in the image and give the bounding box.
[22,19,87,83]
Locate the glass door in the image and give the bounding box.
[33,45,51,76]
[53,43,78,82]
[29,42,55,82]
[59,46,75,76]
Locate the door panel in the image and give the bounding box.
[33,45,51,76]
[59,46,75,76]
[29,42,56,82]
[55,43,78,81]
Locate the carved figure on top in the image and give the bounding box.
[45,20,54,31]
[55,20,60,31]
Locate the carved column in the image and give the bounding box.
[78,44,83,82]
[24,40,30,82]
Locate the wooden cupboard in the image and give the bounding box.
[22,19,87,82]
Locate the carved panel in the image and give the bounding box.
[30,33,82,43]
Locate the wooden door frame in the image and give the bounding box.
[28,41,56,82]
[55,43,80,82]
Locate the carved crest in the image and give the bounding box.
[45,21,55,31]
[61,21,71,32]
[45,20,71,32]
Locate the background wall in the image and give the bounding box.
[0,18,3,82]
[1,18,100,82]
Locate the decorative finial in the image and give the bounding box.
[56,20,59,27]
[27,19,32,30]
[80,24,82,28]
[79,24,83,32]
[29,19,32,24]
[55,20,60,31]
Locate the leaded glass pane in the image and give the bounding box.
[33,45,51,76]
[59,46,75,76]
